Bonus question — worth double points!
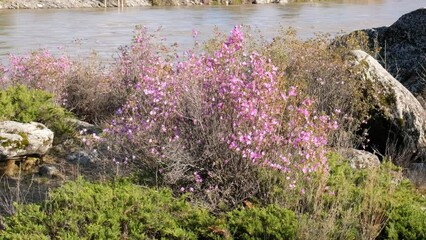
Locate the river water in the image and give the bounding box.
[0,0,425,61]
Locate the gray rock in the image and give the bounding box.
[0,121,54,160]
[66,151,94,165]
[350,50,426,161]
[409,162,426,170]
[66,118,102,135]
[253,0,278,4]
[38,164,63,179]
[407,162,426,190]
[341,149,380,169]
[348,8,426,95]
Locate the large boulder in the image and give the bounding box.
[0,121,54,160]
[350,50,426,162]
[347,8,426,95]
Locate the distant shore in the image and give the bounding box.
[0,0,292,9]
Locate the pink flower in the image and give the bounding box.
[288,86,297,97]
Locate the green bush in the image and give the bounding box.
[381,200,426,240]
[1,179,222,239]
[256,152,426,239]
[227,205,297,240]
[0,178,302,239]
[0,85,74,142]
[326,155,425,239]
[378,179,426,240]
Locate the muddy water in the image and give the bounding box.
[0,0,424,61]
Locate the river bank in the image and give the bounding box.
[0,0,292,9]
[0,0,151,9]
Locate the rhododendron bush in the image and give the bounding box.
[1,50,72,105]
[0,26,339,207]
[106,26,338,205]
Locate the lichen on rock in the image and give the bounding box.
[0,121,54,160]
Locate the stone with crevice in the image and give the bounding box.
[350,50,426,162]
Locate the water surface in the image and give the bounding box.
[0,0,424,61]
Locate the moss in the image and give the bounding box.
[1,139,11,148]
[42,138,52,148]
[1,138,18,148]
[18,132,29,147]
[380,91,397,108]
[395,117,405,128]
[0,133,29,149]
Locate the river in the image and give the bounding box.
[0,0,425,62]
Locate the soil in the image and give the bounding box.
[0,137,123,217]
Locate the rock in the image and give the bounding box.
[66,118,102,135]
[348,8,426,95]
[253,0,278,4]
[341,149,380,169]
[38,164,64,179]
[67,151,94,165]
[350,50,426,161]
[409,162,426,170]
[0,121,54,160]
[407,163,426,190]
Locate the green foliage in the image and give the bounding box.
[382,204,426,240]
[0,179,301,239]
[256,152,426,239]
[1,179,221,239]
[227,205,297,240]
[378,180,426,240]
[0,85,50,123]
[0,85,74,142]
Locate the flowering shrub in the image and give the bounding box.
[1,50,126,123]
[2,50,72,105]
[0,26,338,207]
[106,26,337,207]
[264,30,372,149]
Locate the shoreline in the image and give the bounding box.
[0,0,289,9]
